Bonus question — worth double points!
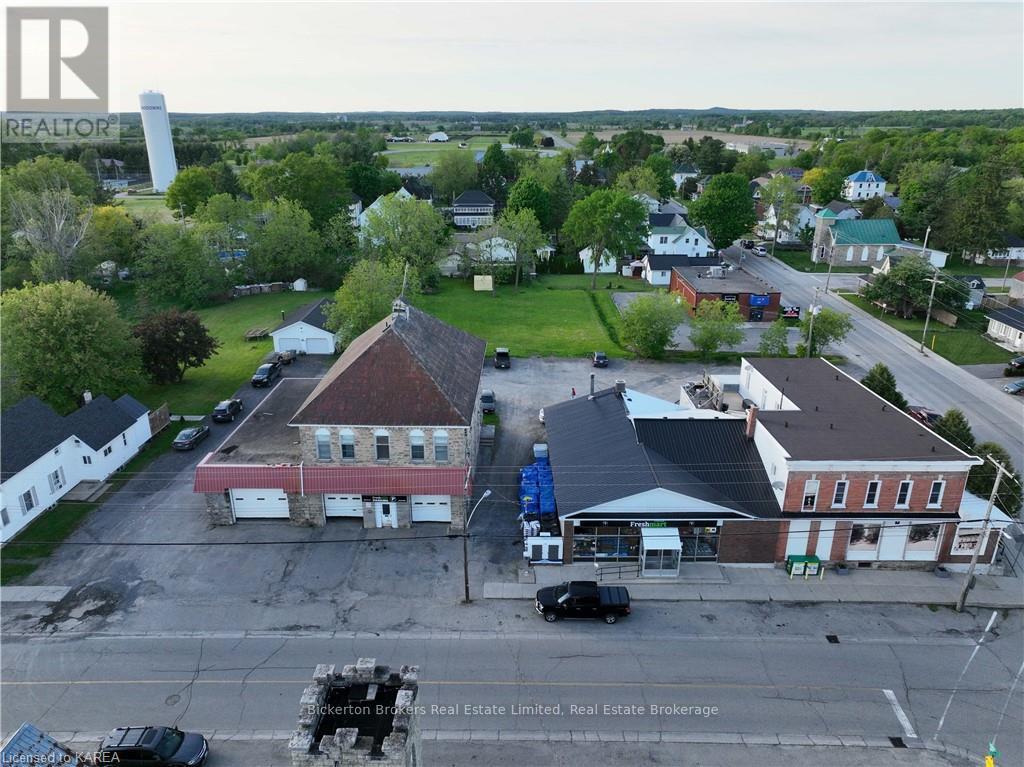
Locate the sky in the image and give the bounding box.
[100,1,1023,113]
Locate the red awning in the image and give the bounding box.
[194,461,468,496]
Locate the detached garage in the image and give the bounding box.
[271,298,337,355]
[230,488,289,518]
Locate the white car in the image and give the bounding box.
[539,408,545,424]
[753,245,769,257]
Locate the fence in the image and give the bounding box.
[596,562,641,581]
[148,403,171,435]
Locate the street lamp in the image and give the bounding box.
[462,489,492,603]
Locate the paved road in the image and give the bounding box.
[3,609,1020,765]
[541,130,575,149]
[731,247,1024,465]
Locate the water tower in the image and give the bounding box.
[139,91,178,192]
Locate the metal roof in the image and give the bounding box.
[830,218,901,246]
[1,723,81,765]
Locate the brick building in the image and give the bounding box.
[194,301,485,530]
[670,266,781,321]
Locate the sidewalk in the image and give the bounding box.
[483,564,1024,609]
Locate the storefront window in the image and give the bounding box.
[571,526,641,562]
[951,528,986,556]
[906,524,941,552]
[680,527,719,561]
[849,523,881,552]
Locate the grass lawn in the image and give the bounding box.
[0,425,179,584]
[773,248,870,274]
[416,279,624,357]
[536,274,657,292]
[127,290,330,413]
[940,261,1018,278]
[381,138,539,168]
[117,195,174,224]
[838,293,1009,365]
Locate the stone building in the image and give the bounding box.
[195,300,486,530]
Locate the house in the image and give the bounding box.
[401,177,433,202]
[671,163,699,190]
[579,247,618,274]
[770,167,805,183]
[985,305,1024,351]
[347,193,362,227]
[648,212,685,229]
[1009,271,1024,303]
[452,190,495,228]
[842,169,887,201]
[358,187,414,229]
[749,176,772,217]
[270,298,337,355]
[882,195,902,213]
[195,301,486,530]
[1,393,152,543]
[812,212,949,267]
[536,358,1005,572]
[632,192,661,214]
[965,233,1024,265]
[692,176,713,200]
[467,231,554,274]
[760,203,816,245]
[949,275,987,310]
[641,253,719,287]
[427,131,449,143]
[645,222,714,257]
[670,265,781,320]
[659,198,688,217]
[812,200,861,220]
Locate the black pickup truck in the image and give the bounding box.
[535,581,631,624]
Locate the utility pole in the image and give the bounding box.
[955,456,1009,612]
[804,286,822,358]
[917,228,938,355]
[462,489,492,603]
[822,245,836,295]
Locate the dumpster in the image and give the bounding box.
[786,554,822,579]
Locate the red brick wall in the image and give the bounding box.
[830,521,852,561]
[782,471,968,515]
[718,520,783,563]
[668,270,781,321]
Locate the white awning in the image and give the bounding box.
[640,527,682,551]
[957,491,1013,529]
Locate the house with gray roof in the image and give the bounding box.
[270,298,337,355]
[1,393,151,544]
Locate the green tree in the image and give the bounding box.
[934,408,976,453]
[947,154,1013,262]
[967,443,1022,516]
[689,300,744,360]
[506,176,552,231]
[326,260,421,346]
[7,185,93,282]
[165,166,216,217]
[860,195,895,220]
[802,167,845,205]
[734,148,771,180]
[206,160,241,196]
[133,309,220,384]
[760,175,799,257]
[509,128,535,148]
[620,292,685,359]
[344,162,401,205]
[194,193,253,230]
[496,208,545,287]
[863,253,965,319]
[609,129,665,166]
[576,132,601,159]
[428,151,479,202]
[80,205,139,270]
[478,143,517,204]
[247,199,327,285]
[688,173,756,247]
[1,281,141,413]
[642,154,676,198]
[136,224,229,308]
[562,189,648,289]
[360,194,452,285]
[757,319,790,357]
[240,151,350,230]
[897,160,958,242]
[615,166,662,198]
[860,363,908,410]
[799,307,852,356]
[322,210,360,283]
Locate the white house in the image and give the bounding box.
[842,170,887,201]
[632,193,661,214]
[671,164,699,190]
[427,131,449,143]
[985,306,1024,351]
[579,247,617,274]
[452,190,495,228]
[271,298,337,355]
[470,234,554,269]
[1,394,151,544]
[761,204,816,245]
[968,233,1024,265]
[357,187,414,229]
[646,224,714,257]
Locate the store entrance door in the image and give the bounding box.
[640,528,682,577]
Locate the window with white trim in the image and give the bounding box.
[802,479,819,511]
[339,430,355,460]
[410,430,425,462]
[19,488,37,515]
[315,428,331,460]
[83,455,92,465]
[831,480,848,509]
[896,480,913,508]
[103,446,113,457]
[375,431,390,461]
[47,468,65,493]
[864,480,880,508]
[927,480,945,508]
[433,430,449,463]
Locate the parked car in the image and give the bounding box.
[592,351,609,368]
[1009,356,1024,370]
[753,244,769,257]
[907,405,941,426]
[494,347,511,369]
[274,349,297,365]
[211,399,243,423]
[1003,380,1024,395]
[251,361,281,387]
[98,726,208,766]
[538,407,545,424]
[535,581,631,624]
[480,389,496,414]
[172,425,211,450]
[740,239,755,250]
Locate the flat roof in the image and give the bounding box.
[207,378,318,465]
[673,266,779,295]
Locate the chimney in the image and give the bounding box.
[614,380,626,397]
[82,390,93,404]
[589,373,595,397]
[745,405,758,440]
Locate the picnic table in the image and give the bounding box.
[244,326,269,341]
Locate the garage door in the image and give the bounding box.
[306,336,334,355]
[230,489,289,519]
[411,495,451,523]
[324,494,363,518]
[276,337,301,354]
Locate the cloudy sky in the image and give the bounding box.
[107,1,1022,113]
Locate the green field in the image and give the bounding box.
[939,261,1019,278]
[381,137,539,168]
[117,194,174,223]
[773,248,870,274]
[416,278,626,357]
[127,290,331,413]
[838,293,1009,365]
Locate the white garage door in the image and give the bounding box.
[325,494,363,518]
[230,489,289,518]
[411,495,451,523]
[276,337,301,354]
[305,336,334,355]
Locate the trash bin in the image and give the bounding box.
[786,555,821,579]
